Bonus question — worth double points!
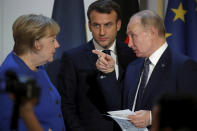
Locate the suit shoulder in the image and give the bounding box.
[127,58,143,69]
[116,41,137,63]
[0,52,20,71]
[116,41,132,50]
[61,42,92,58]
[117,41,136,56]
[169,47,195,65]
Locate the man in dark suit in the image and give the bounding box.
[123,10,197,128]
[58,0,136,131]
[94,9,197,129]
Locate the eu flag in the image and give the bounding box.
[165,0,197,61]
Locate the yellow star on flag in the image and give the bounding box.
[171,2,187,22]
[165,33,172,39]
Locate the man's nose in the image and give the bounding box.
[99,26,106,36]
[128,37,134,48]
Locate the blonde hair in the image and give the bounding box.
[13,14,60,55]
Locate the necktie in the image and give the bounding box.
[102,50,111,55]
[135,58,151,110]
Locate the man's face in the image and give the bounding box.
[88,10,121,49]
[127,18,153,58]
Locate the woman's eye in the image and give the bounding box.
[50,39,55,43]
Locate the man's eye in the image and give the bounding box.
[132,34,137,39]
[105,23,112,27]
[92,24,100,28]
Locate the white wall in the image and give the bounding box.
[0,0,54,64]
[83,0,97,42]
[0,0,3,64]
[0,0,168,64]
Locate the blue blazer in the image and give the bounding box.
[58,40,136,131]
[0,52,65,131]
[123,46,197,111]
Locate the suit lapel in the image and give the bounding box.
[127,59,144,109]
[141,47,170,103]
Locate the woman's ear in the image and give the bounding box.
[34,40,41,50]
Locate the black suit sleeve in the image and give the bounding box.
[58,52,85,131]
[96,71,122,111]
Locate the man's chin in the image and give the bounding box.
[48,58,54,63]
[136,54,142,58]
[98,42,111,48]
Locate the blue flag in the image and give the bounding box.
[46,0,86,86]
[165,0,197,61]
[52,0,86,59]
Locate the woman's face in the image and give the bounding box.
[36,34,59,64]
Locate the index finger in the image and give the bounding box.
[92,50,106,57]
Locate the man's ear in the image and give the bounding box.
[117,20,121,31]
[149,26,158,37]
[34,40,41,50]
[88,21,92,32]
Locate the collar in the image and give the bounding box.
[149,42,168,66]
[93,39,117,54]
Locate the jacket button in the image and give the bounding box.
[49,87,52,91]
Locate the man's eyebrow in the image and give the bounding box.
[105,22,112,24]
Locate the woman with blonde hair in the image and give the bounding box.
[0,14,65,131]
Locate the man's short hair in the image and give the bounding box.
[87,0,121,22]
[131,10,165,38]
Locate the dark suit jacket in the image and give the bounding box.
[123,46,197,111]
[58,40,136,131]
